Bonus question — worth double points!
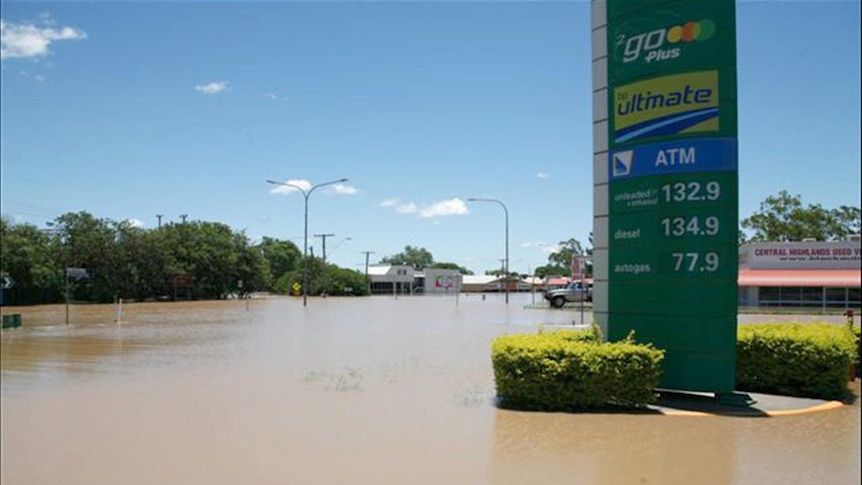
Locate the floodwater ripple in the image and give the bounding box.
[1,295,859,485]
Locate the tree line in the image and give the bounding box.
[0,212,369,305]
[2,191,858,305]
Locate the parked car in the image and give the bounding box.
[544,281,592,308]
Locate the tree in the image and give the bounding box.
[326,267,370,296]
[540,237,589,278]
[533,264,566,279]
[547,238,584,268]
[0,217,63,304]
[485,269,505,276]
[234,237,269,296]
[741,190,861,242]
[257,237,301,292]
[51,212,121,303]
[380,245,434,269]
[130,227,175,299]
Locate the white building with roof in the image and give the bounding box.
[367,264,417,295]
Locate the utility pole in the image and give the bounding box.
[362,251,375,295]
[156,214,163,228]
[314,233,335,297]
[179,214,188,224]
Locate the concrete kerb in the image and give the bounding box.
[651,386,856,417]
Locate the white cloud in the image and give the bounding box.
[266,92,289,101]
[332,183,357,195]
[381,197,469,219]
[396,202,418,214]
[1,19,87,60]
[127,218,145,228]
[537,172,550,179]
[541,245,561,255]
[20,70,46,82]
[522,240,560,254]
[269,179,356,196]
[195,81,229,95]
[419,198,468,218]
[269,178,310,195]
[38,13,57,26]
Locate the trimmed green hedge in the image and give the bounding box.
[852,325,860,378]
[491,328,664,411]
[737,323,857,400]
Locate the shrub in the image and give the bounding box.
[852,325,860,365]
[853,325,861,378]
[737,323,857,400]
[491,329,664,411]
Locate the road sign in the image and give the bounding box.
[571,255,586,281]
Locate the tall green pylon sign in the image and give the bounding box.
[592,0,739,393]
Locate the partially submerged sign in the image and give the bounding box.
[65,267,89,279]
[1,275,14,289]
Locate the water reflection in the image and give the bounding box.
[1,295,859,484]
[492,410,738,484]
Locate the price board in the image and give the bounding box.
[605,0,738,392]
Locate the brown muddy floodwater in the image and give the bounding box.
[1,294,860,485]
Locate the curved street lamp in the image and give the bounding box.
[327,236,352,256]
[467,197,509,304]
[267,177,348,306]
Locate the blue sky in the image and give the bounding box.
[1,0,859,275]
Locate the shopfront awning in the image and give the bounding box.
[738,269,862,287]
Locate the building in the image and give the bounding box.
[738,238,861,309]
[367,265,417,295]
[423,268,463,295]
[367,268,537,294]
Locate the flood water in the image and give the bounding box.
[2,294,860,484]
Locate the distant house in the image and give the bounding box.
[461,275,501,293]
[521,276,545,291]
[367,267,574,295]
[367,265,416,295]
[460,275,538,293]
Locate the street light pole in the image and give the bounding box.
[267,177,348,307]
[327,237,352,258]
[467,197,509,304]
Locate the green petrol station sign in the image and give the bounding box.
[606,0,738,393]
[610,69,737,150]
[608,0,738,85]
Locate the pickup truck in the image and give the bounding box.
[544,281,592,308]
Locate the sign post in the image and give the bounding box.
[597,0,742,397]
[65,268,89,326]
